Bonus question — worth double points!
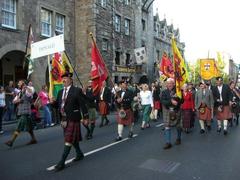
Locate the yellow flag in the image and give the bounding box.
[62,52,74,73]
[200,59,220,80]
[172,36,189,98]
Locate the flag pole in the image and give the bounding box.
[48,55,53,98]
[23,24,31,69]
[89,32,115,88]
[64,51,83,88]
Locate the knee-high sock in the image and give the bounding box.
[90,123,95,135]
[118,124,124,137]
[223,120,228,130]
[129,123,134,133]
[73,142,83,156]
[199,120,205,130]
[10,131,19,143]
[82,124,90,135]
[154,109,158,119]
[217,120,222,128]
[58,144,72,165]
[141,121,146,128]
[164,128,171,144]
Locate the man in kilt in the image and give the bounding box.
[5,80,37,147]
[195,82,214,133]
[161,78,182,149]
[115,80,134,141]
[82,80,97,139]
[212,77,232,135]
[52,72,89,171]
[98,81,111,127]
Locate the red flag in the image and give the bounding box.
[160,52,174,78]
[91,42,108,95]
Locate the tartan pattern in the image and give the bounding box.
[17,94,32,115]
[162,106,181,128]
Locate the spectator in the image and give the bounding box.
[0,86,6,134]
[4,81,15,121]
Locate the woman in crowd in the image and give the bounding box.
[229,81,240,126]
[36,85,53,127]
[140,84,153,130]
[181,84,195,133]
[152,81,161,121]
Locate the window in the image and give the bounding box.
[102,39,108,51]
[126,53,130,65]
[101,0,107,7]
[41,8,52,37]
[1,0,16,29]
[55,13,64,34]
[115,51,120,65]
[124,19,130,35]
[124,0,131,5]
[115,14,121,32]
[142,19,146,31]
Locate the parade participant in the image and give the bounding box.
[98,81,111,127]
[188,82,196,128]
[140,84,153,129]
[152,81,161,121]
[83,80,97,139]
[195,82,214,133]
[52,72,89,171]
[0,86,6,134]
[181,84,195,133]
[229,81,240,126]
[5,80,37,147]
[115,80,134,141]
[212,77,232,135]
[4,80,15,122]
[161,78,182,149]
[35,85,54,127]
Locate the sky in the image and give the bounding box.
[153,0,240,64]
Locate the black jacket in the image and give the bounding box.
[212,84,232,107]
[56,86,89,122]
[161,88,181,110]
[116,89,134,110]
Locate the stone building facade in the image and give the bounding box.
[0,0,75,90]
[153,12,185,79]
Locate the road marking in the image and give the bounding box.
[156,123,164,128]
[47,134,138,171]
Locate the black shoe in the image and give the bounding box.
[5,140,13,147]
[128,132,133,138]
[104,120,110,126]
[217,128,222,133]
[207,125,211,131]
[54,163,65,171]
[141,127,144,130]
[175,139,181,145]
[163,143,172,150]
[200,129,205,134]
[72,154,84,162]
[224,130,228,135]
[115,136,122,141]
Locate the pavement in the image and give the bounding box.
[0,113,240,180]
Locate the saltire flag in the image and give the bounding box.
[200,59,220,80]
[91,41,108,96]
[49,51,74,98]
[160,52,174,78]
[24,24,34,79]
[172,36,189,98]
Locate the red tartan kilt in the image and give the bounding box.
[117,108,134,125]
[99,101,109,115]
[154,101,161,110]
[215,105,232,120]
[64,121,82,143]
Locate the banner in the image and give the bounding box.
[160,52,174,78]
[134,47,147,65]
[31,34,65,59]
[200,59,220,80]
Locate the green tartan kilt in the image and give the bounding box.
[88,108,97,120]
[16,115,33,132]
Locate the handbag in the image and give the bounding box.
[150,111,155,120]
[34,98,42,109]
[169,107,176,121]
[118,108,126,119]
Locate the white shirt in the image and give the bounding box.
[0,92,6,107]
[61,85,71,109]
[140,90,153,107]
[217,85,223,101]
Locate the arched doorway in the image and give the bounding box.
[0,50,27,86]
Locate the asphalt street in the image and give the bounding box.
[0,113,240,180]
